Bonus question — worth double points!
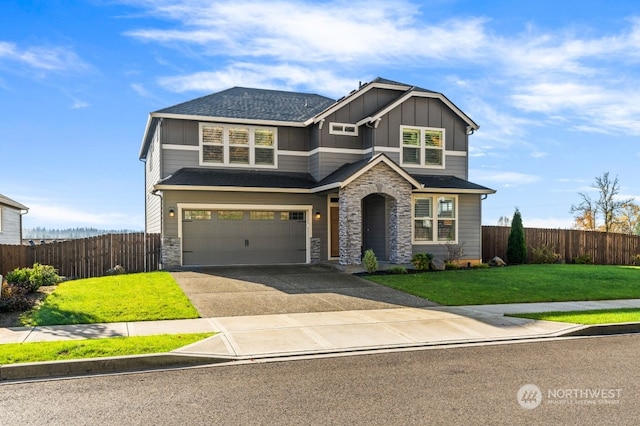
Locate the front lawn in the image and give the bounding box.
[366,264,640,305]
[0,333,214,365]
[22,271,199,326]
[510,308,640,325]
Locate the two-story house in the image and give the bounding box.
[139,78,495,268]
[0,193,28,245]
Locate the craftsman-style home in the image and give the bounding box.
[139,78,495,267]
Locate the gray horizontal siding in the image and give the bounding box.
[162,147,199,177]
[146,127,162,234]
[314,151,365,180]
[412,194,481,261]
[403,156,467,180]
[277,154,308,173]
[0,207,22,244]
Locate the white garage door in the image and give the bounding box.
[182,209,307,266]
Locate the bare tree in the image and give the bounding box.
[571,172,634,233]
[570,192,597,231]
[497,216,511,226]
[615,202,640,235]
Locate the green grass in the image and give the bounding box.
[510,308,640,325]
[366,264,640,305]
[22,271,199,326]
[0,333,214,365]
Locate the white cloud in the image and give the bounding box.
[470,170,541,186]
[0,40,88,73]
[521,217,575,229]
[158,63,358,97]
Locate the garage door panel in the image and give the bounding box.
[182,209,307,266]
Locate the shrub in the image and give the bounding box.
[411,253,433,271]
[387,266,407,274]
[0,281,33,312]
[445,242,465,263]
[632,254,640,266]
[5,263,60,292]
[362,249,379,273]
[472,263,490,269]
[445,261,460,270]
[506,208,527,264]
[574,254,592,264]
[531,245,560,264]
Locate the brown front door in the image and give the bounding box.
[330,206,339,257]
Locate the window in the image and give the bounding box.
[412,196,457,243]
[280,211,304,221]
[401,126,445,167]
[200,123,276,167]
[329,122,358,136]
[184,210,212,220]
[217,211,244,220]
[250,211,275,220]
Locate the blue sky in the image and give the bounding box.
[2,0,640,230]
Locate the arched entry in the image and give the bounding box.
[362,194,388,261]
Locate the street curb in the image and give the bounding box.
[3,322,640,382]
[0,353,233,382]
[561,322,640,337]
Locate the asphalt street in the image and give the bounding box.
[2,335,639,425]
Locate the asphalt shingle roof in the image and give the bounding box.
[156,87,336,122]
[158,168,317,189]
[158,163,494,194]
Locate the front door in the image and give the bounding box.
[362,194,387,261]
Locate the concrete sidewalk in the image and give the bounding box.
[3,299,640,380]
[4,299,640,357]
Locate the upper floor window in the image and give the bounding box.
[401,126,445,168]
[329,122,358,136]
[200,123,276,167]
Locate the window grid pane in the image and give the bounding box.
[217,211,244,220]
[437,220,456,241]
[414,199,432,218]
[403,147,420,164]
[414,219,433,241]
[203,145,223,163]
[255,129,274,146]
[255,147,274,165]
[425,148,443,166]
[250,211,275,220]
[424,130,443,147]
[202,126,223,144]
[402,128,421,146]
[184,210,212,220]
[229,147,249,164]
[229,128,249,145]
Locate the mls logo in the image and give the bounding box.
[518,384,542,409]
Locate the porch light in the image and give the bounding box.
[169,208,175,218]
[315,211,321,220]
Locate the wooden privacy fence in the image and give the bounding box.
[0,233,161,278]
[483,226,640,265]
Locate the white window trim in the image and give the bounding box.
[199,123,278,169]
[400,125,446,169]
[329,122,358,136]
[411,194,458,244]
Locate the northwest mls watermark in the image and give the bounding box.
[518,384,622,409]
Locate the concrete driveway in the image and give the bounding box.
[171,264,437,317]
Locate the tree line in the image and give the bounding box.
[23,227,140,240]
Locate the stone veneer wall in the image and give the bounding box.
[310,237,321,263]
[161,237,181,269]
[338,162,413,265]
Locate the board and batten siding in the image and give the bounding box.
[0,206,23,244]
[374,97,468,152]
[411,194,482,262]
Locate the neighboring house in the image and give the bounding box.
[139,77,495,268]
[0,193,28,245]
